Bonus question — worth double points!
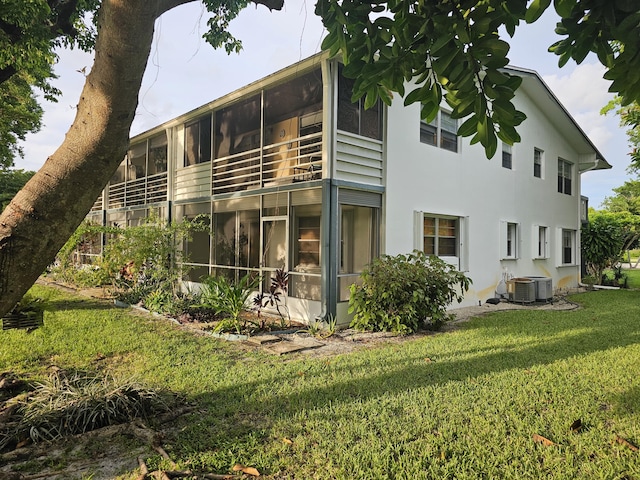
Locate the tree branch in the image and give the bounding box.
[0,66,17,85]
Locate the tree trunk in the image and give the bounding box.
[0,0,284,317]
[0,1,170,316]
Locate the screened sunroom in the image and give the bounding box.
[85,53,385,322]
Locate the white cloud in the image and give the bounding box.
[543,62,613,111]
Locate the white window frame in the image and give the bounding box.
[414,211,468,271]
[534,148,544,178]
[558,158,572,195]
[558,228,576,266]
[532,224,549,259]
[419,109,459,153]
[500,221,520,260]
[502,143,512,169]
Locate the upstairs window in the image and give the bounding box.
[184,115,212,167]
[558,158,572,195]
[502,143,512,169]
[534,148,543,178]
[337,64,382,140]
[420,110,458,152]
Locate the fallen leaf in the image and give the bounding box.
[615,435,639,452]
[232,464,261,476]
[570,419,583,432]
[532,434,556,446]
[282,437,293,445]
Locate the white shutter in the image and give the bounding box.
[532,224,540,258]
[413,210,423,251]
[459,216,470,272]
[499,220,508,259]
[555,227,563,267]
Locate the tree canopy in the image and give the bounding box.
[316,0,640,157]
[602,98,640,171]
[602,178,640,214]
[0,0,99,166]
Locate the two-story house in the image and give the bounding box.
[85,52,611,322]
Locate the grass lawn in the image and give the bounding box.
[2,285,640,479]
[624,268,640,289]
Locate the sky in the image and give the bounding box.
[15,2,632,209]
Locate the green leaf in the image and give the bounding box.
[457,115,478,137]
[525,0,551,23]
[553,0,576,18]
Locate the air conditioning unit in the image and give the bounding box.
[508,278,536,304]
[525,276,553,302]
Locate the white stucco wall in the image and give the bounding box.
[383,84,585,307]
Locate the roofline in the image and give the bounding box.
[129,51,330,143]
[504,65,612,171]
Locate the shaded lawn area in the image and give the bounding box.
[1,285,640,479]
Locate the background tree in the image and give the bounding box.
[0,0,98,167]
[582,211,640,283]
[0,74,44,168]
[602,98,640,172]
[0,168,35,211]
[602,179,640,215]
[1,0,639,317]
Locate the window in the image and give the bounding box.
[184,115,212,166]
[534,148,543,178]
[502,143,512,169]
[501,221,519,259]
[558,158,572,195]
[178,203,211,282]
[423,216,458,257]
[339,204,379,300]
[337,64,382,140]
[534,225,549,259]
[506,223,517,258]
[420,110,458,152]
[293,206,321,268]
[562,229,575,265]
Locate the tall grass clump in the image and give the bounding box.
[0,370,172,451]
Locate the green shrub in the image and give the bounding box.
[349,250,472,334]
[199,273,261,333]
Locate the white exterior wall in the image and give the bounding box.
[383,86,583,307]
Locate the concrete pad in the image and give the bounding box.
[266,341,308,355]
[245,334,281,346]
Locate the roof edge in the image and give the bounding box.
[504,65,612,171]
